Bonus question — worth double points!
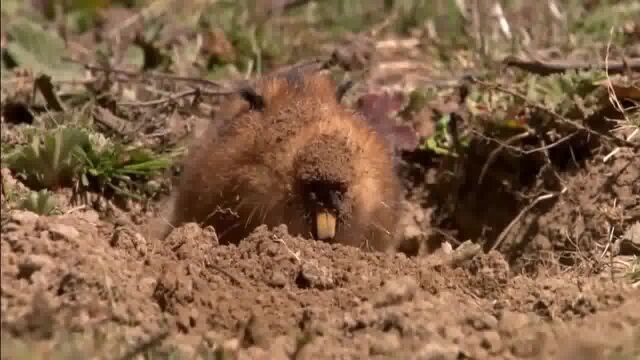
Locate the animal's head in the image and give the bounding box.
[218,67,400,249]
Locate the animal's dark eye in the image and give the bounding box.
[239,87,265,111]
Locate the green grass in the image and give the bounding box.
[4,126,173,201]
[18,189,58,215]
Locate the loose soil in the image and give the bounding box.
[1,143,639,359]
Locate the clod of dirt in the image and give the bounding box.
[9,210,39,226]
[465,313,499,331]
[461,251,510,298]
[367,332,401,355]
[161,222,218,262]
[296,261,335,290]
[47,223,80,242]
[422,240,482,269]
[373,276,418,307]
[6,290,58,340]
[110,226,148,259]
[268,270,288,288]
[497,311,532,335]
[17,254,53,281]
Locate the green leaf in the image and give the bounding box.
[19,190,57,215]
[5,20,85,81]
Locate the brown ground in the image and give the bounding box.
[1,144,639,359]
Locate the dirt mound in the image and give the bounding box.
[519,147,640,265]
[2,208,638,359]
[408,129,640,266]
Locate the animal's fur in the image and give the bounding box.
[160,68,403,252]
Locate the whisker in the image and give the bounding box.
[245,202,259,229]
[261,198,276,225]
[258,202,270,226]
[233,198,249,213]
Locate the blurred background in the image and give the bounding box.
[2,0,638,82]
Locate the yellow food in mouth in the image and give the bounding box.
[315,210,336,240]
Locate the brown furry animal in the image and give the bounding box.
[162,68,403,252]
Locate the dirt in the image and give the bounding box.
[2,150,639,359]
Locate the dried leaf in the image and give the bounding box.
[356,92,418,151]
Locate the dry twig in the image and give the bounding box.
[503,55,640,75]
[118,89,201,107]
[84,64,226,88]
[602,26,640,162]
[491,188,566,252]
[477,130,533,185]
[470,77,633,147]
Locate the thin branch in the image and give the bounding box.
[602,26,640,162]
[478,130,533,185]
[84,64,226,88]
[263,0,320,17]
[502,55,640,75]
[92,107,131,136]
[470,77,634,147]
[491,189,566,252]
[471,130,577,156]
[118,89,200,107]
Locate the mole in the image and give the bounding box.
[161,67,403,252]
